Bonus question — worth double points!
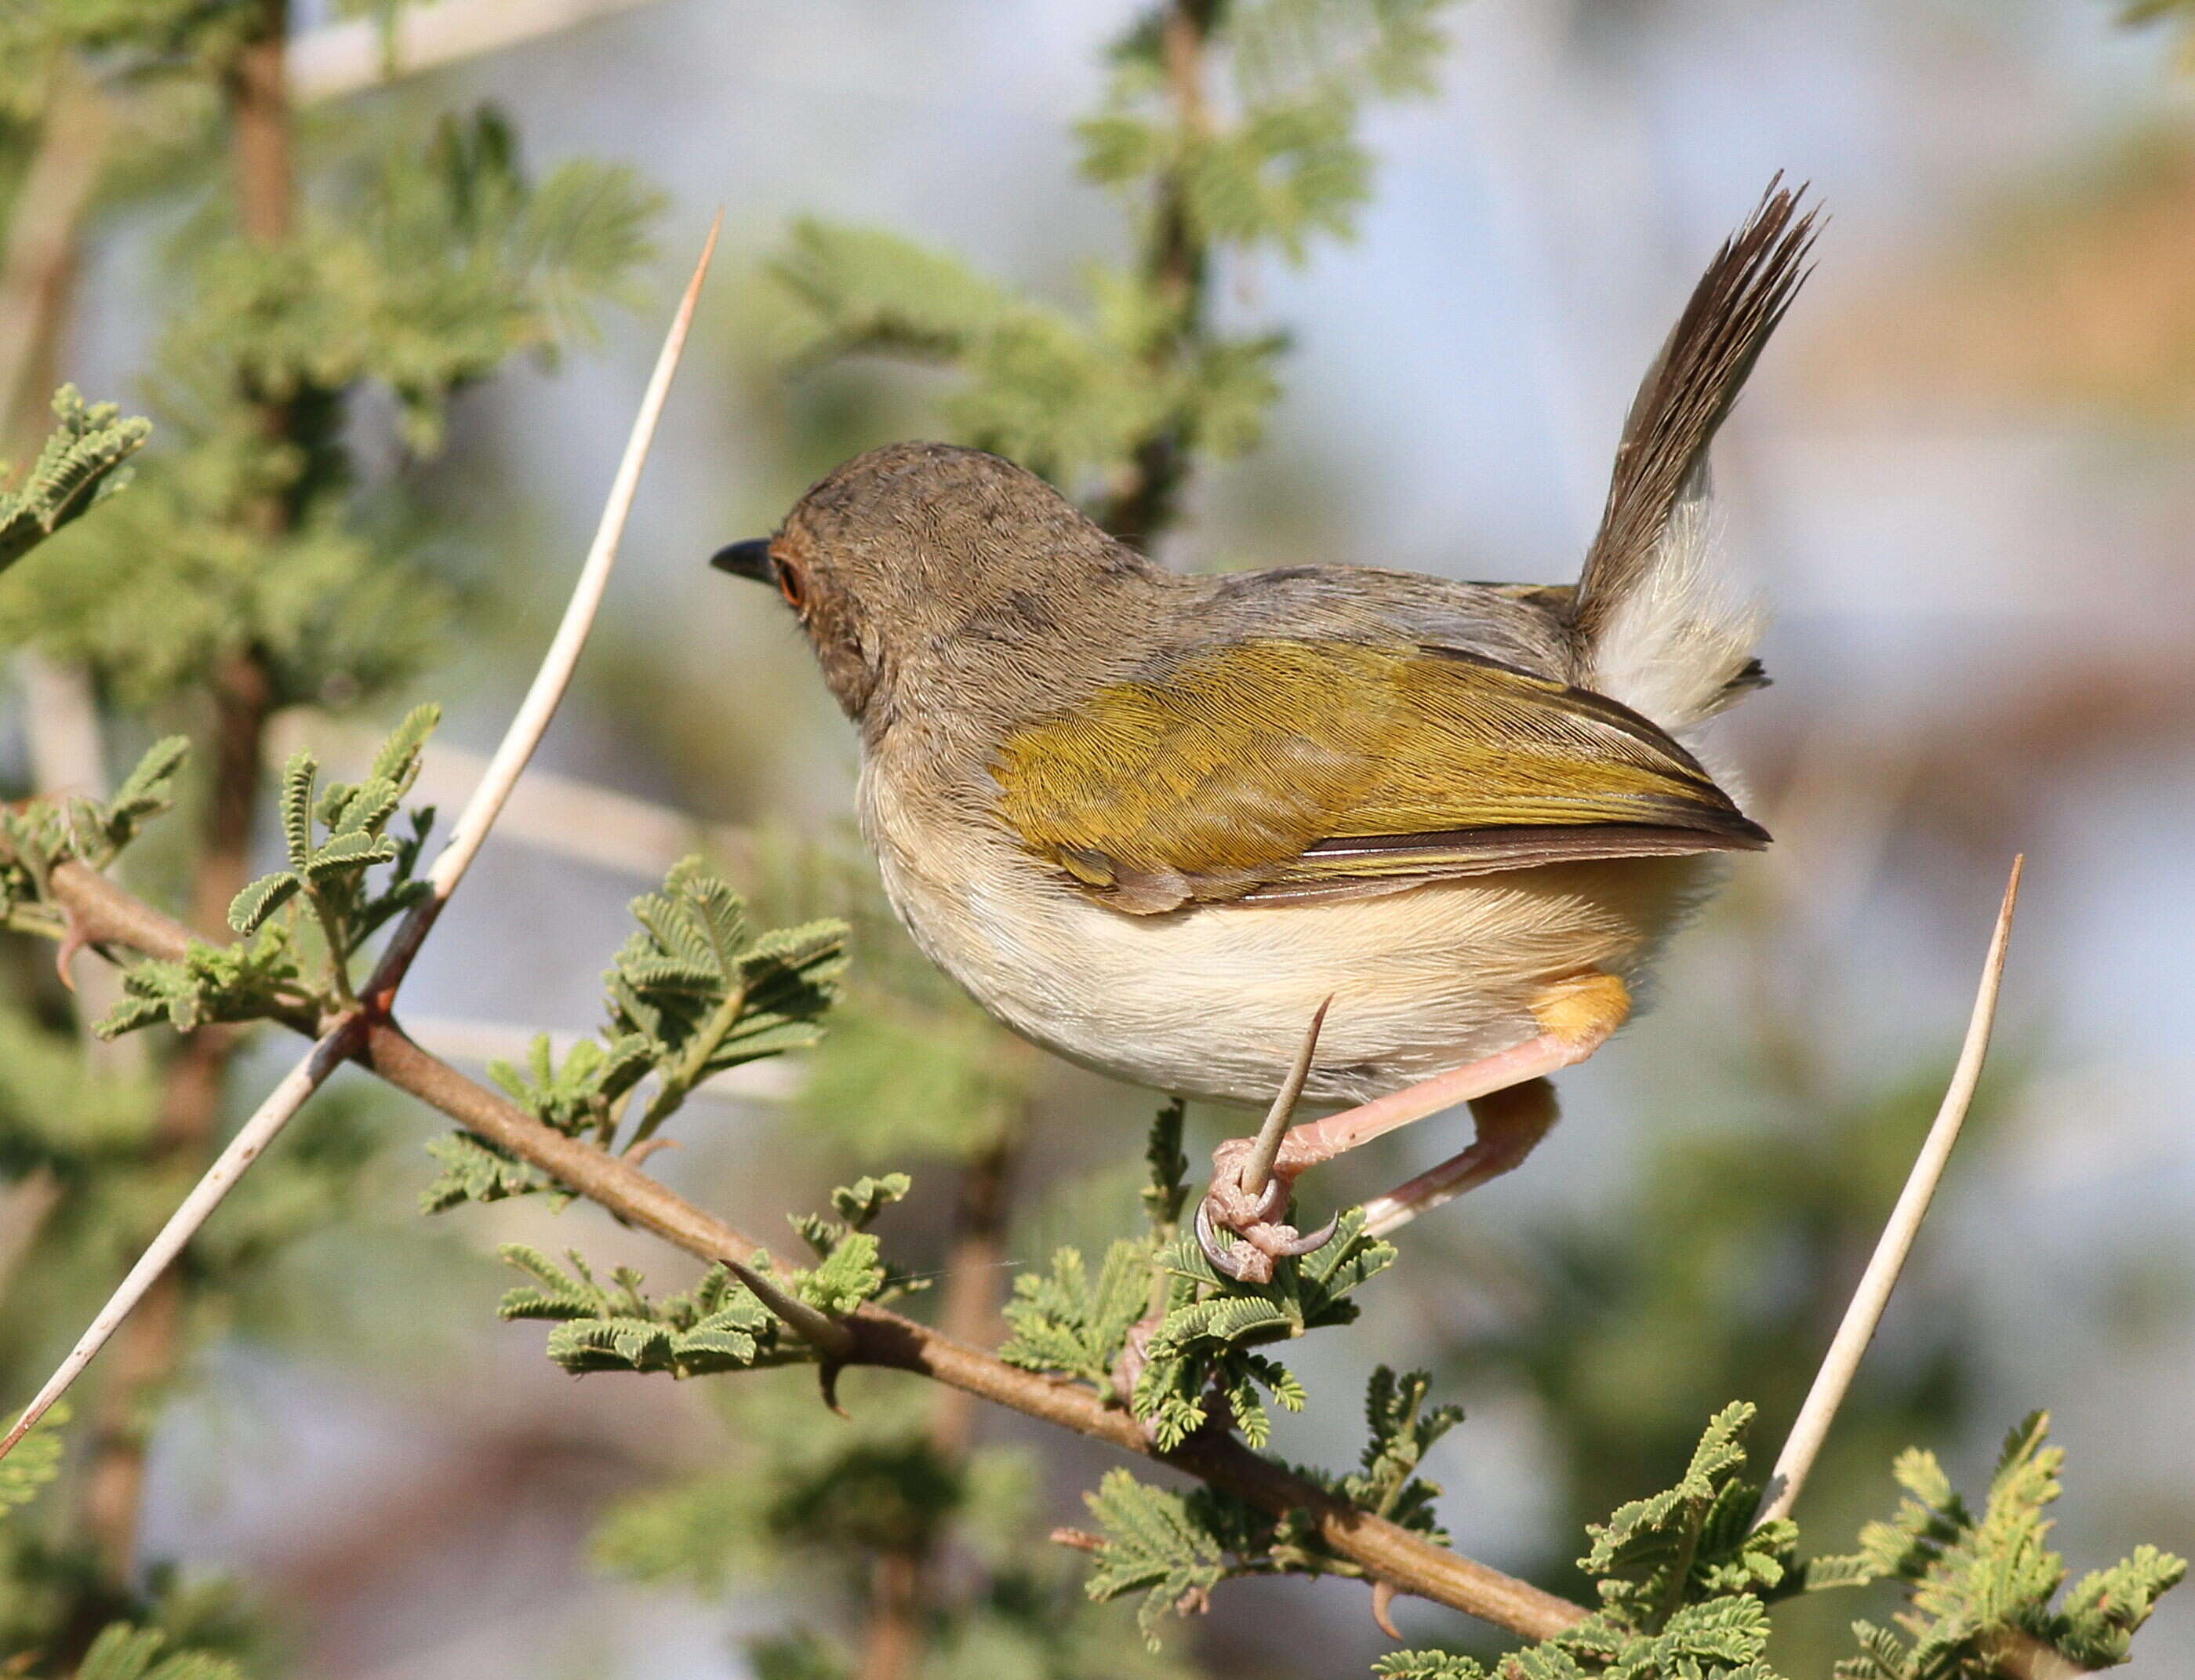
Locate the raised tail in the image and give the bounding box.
[1573,179,1818,730]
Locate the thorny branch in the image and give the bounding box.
[30,852,1593,1645]
[0,216,726,1461]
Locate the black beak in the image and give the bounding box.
[710,539,775,582]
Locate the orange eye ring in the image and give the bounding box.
[775,560,806,610]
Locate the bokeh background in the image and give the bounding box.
[6,1,2195,1675]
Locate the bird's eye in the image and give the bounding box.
[775,560,806,610]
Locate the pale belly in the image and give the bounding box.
[868,812,1709,1108]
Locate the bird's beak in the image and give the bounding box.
[710,539,775,582]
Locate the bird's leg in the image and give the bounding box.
[1360,1077,1558,1237]
[1197,973,1629,1281]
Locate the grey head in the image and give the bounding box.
[712,442,1158,734]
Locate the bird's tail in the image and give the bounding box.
[1573,180,1817,732]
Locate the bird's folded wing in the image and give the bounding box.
[990,638,1768,913]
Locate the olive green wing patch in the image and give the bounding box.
[990,639,1765,913]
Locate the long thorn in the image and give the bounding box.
[0,1017,363,1459]
[1241,996,1331,1198]
[1755,855,2022,1527]
[368,211,721,997]
[0,224,721,1464]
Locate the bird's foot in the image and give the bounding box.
[1194,1136,1337,1285]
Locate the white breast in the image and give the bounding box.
[859,759,1710,1109]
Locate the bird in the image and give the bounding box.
[712,181,1815,1282]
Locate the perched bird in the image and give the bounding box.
[714,183,1815,1281]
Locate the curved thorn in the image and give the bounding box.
[1195,1198,1261,1282]
[1266,1209,1339,1259]
[1241,995,1332,1198]
[1372,1578,1403,1640]
[1755,854,2022,1528]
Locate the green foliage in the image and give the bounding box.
[1376,1405,2188,1680]
[223,707,439,993]
[496,1245,787,1378]
[70,1624,245,1680]
[0,387,150,573]
[1134,1207,1396,1449]
[1079,1469,1235,1646]
[1812,1413,2186,1678]
[788,1170,912,1266]
[1579,1402,1793,1628]
[1343,1367,1463,1533]
[0,735,188,929]
[94,925,301,1038]
[0,14,662,1679]
[0,109,658,714]
[0,1402,68,1521]
[1077,1364,1465,1649]
[758,1,1452,515]
[1142,1098,1190,1234]
[606,856,846,1132]
[1001,1239,1154,1389]
[421,855,845,1212]
[496,1174,909,1378]
[1379,1405,1793,1680]
[1080,0,1453,261]
[767,219,1284,499]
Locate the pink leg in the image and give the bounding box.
[1361,1077,1559,1237]
[1199,972,1629,1280]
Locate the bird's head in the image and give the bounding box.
[712,442,1148,729]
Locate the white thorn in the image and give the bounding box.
[1241,997,1331,1198]
[0,1022,359,1460]
[1756,855,2022,1527]
[0,224,721,1464]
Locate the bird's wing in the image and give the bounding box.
[990,638,1768,914]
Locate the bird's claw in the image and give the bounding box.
[1194,1183,1339,1284]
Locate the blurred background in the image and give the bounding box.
[4,1,2193,1676]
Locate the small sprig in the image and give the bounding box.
[606,855,847,1151]
[1343,1368,1463,1537]
[1143,1099,1190,1237]
[790,1172,912,1260]
[1001,1239,1154,1390]
[1134,1207,1396,1450]
[1075,1469,1241,1647]
[498,1245,787,1377]
[0,386,151,573]
[0,736,190,932]
[499,1205,900,1380]
[1812,1413,2186,1677]
[95,926,302,1038]
[422,858,843,1214]
[226,707,440,997]
[69,1624,244,1680]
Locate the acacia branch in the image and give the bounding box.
[0,221,721,1463]
[30,856,1590,1643]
